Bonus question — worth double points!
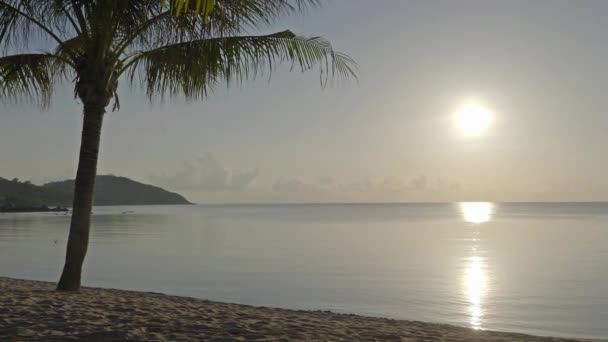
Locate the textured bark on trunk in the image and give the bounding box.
[56,103,105,291]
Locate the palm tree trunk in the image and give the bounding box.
[56,103,105,291]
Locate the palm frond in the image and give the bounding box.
[119,0,323,54]
[1,0,355,108]
[123,30,356,101]
[165,0,320,17]
[55,35,83,59]
[0,53,64,107]
[164,0,215,17]
[0,0,76,51]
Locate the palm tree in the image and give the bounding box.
[164,0,215,16]
[0,0,355,291]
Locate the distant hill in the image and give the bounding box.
[0,177,72,208]
[0,175,191,209]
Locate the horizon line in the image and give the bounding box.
[191,200,608,206]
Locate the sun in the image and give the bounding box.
[454,101,492,136]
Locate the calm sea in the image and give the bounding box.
[1,203,607,339]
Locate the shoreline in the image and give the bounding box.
[0,206,69,213]
[0,277,602,342]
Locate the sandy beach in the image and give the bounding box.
[0,277,601,342]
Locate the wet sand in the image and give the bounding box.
[0,277,600,341]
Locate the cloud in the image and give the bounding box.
[272,175,460,194]
[273,178,318,192]
[378,176,460,193]
[151,154,259,192]
[230,169,259,190]
[407,175,427,191]
[153,156,460,203]
[318,176,334,186]
[340,178,374,192]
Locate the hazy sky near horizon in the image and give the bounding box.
[3,0,608,203]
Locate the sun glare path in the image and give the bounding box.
[459,202,493,330]
[464,254,489,330]
[459,202,494,224]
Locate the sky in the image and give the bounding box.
[3,0,608,203]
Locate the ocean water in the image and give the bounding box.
[0,202,607,339]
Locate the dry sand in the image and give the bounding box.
[0,277,600,341]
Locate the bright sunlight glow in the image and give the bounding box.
[459,202,494,224]
[465,254,488,330]
[459,201,493,329]
[454,102,492,136]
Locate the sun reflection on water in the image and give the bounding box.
[464,254,488,329]
[459,202,493,330]
[460,202,494,224]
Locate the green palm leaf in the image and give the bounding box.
[164,0,320,17]
[0,53,66,107]
[124,30,356,100]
